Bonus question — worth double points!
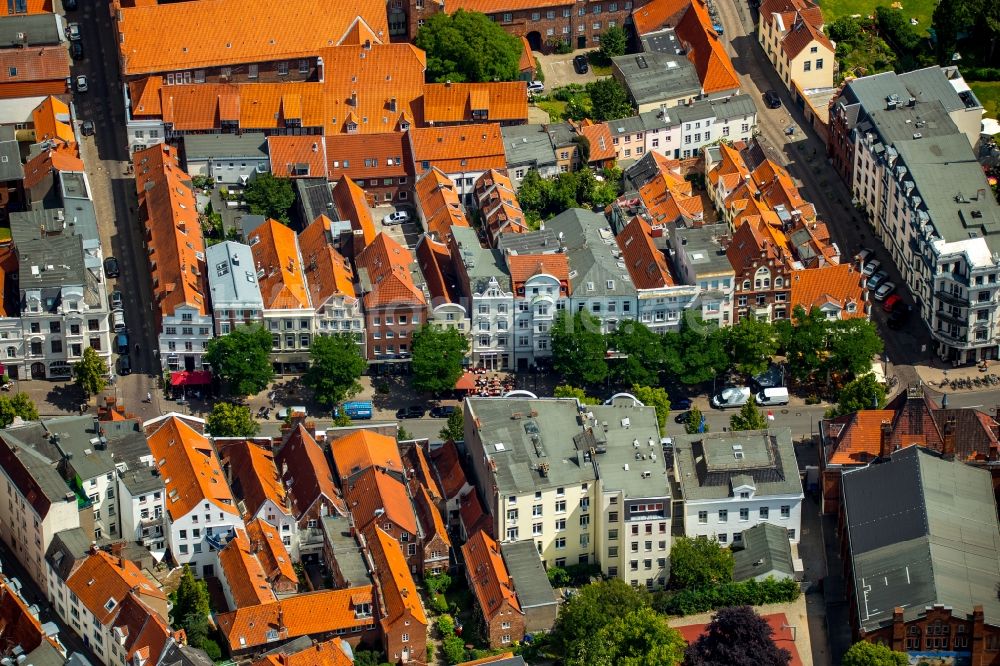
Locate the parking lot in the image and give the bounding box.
[372,204,423,249]
[535,49,602,89]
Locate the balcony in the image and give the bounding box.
[934,290,969,307]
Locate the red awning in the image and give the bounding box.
[170,370,213,387]
[455,371,476,391]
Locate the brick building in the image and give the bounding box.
[462,530,525,649]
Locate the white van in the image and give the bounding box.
[711,386,751,409]
[756,387,789,406]
[112,310,125,332]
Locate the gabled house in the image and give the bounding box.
[328,429,404,485]
[218,528,276,610]
[326,131,414,207]
[505,252,570,369]
[251,638,353,666]
[462,530,525,649]
[423,82,528,127]
[416,233,470,337]
[331,177,376,256]
[344,467,420,569]
[473,169,528,247]
[0,572,67,664]
[206,241,266,337]
[429,440,474,526]
[409,124,506,205]
[220,439,297,555]
[673,0,741,98]
[414,167,471,243]
[245,518,298,595]
[788,264,865,321]
[725,217,795,323]
[758,0,834,95]
[364,527,428,664]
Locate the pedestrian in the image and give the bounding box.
[146,392,151,403]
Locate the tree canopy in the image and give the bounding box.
[517,168,619,222]
[410,325,469,394]
[551,579,651,659]
[0,393,38,428]
[599,25,627,61]
[842,641,909,666]
[244,173,295,225]
[663,315,728,385]
[302,334,365,408]
[552,310,609,387]
[569,607,686,666]
[415,10,523,83]
[439,409,465,441]
[828,373,888,417]
[684,406,708,434]
[204,324,274,397]
[730,395,769,431]
[554,385,600,404]
[669,536,734,589]
[206,402,259,437]
[73,347,106,398]
[610,320,664,386]
[170,566,211,649]
[685,606,792,666]
[586,77,634,121]
[630,385,670,435]
[725,316,778,376]
[932,0,999,66]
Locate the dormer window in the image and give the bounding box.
[346,122,358,134]
[354,601,372,619]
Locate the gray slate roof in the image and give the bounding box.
[673,224,734,279]
[612,52,701,106]
[183,133,268,161]
[500,540,557,611]
[295,178,338,224]
[843,446,1000,631]
[673,428,802,501]
[545,208,636,298]
[206,241,264,310]
[501,124,558,170]
[451,226,511,294]
[0,125,22,182]
[0,14,63,47]
[733,522,796,582]
[4,416,115,481]
[45,527,91,582]
[320,516,370,588]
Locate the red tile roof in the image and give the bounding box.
[128,76,162,117]
[253,639,354,666]
[219,529,276,608]
[329,429,403,482]
[355,232,426,309]
[216,587,375,652]
[416,234,462,307]
[366,527,428,626]
[275,425,343,519]
[415,167,471,242]
[299,214,357,307]
[113,0,390,76]
[416,482,451,550]
[224,439,287,518]
[268,136,328,179]
[245,518,298,588]
[449,0,572,10]
[578,121,617,163]
[108,594,174,665]
[474,170,529,243]
[676,0,741,94]
[325,131,413,184]
[65,551,166,627]
[423,82,528,124]
[462,530,521,620]
[633,0,693,34]
[459,489,492,539]
[823,410,898,466]
[507,254,571,295]
[0,576,51,657]
[781,14,833,60]
[617,217,675,289]
[0,47,69,85]
[410,124,506,175]
[789,264,865,320]
[674,613,803,666]
[429,440,470,501]
[147,415,238,520]
[331,177,376,250]
[21,144,82,191]
[248,219,311,310]
[404,443,444,502]
[134,144,208,318]
[345,467,417,535]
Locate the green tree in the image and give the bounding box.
[663,315,728,385]
[586,77,634,121]
[397,425,413,441]
[302,334,365,408]
[669,536,734,589]
[243,173,295,224]
[785,306,829,381]
[631,385,670,435]
[410,326,469,394]
[828,373,888,417]
[552,310,608,387]
[206,402,259,437]
[0,393,38,428]
[827,15,863,42]
[552,579,650,659]
[554,385,600,404]
[684,406,708,434]
[570,607,686,666]
[609,320,663,386]
[439,409,464,440]
[441,635,466,664]
[875,6,921,52]
[932,0,999,65]
[725,316,777,376]
[730,395,769,431]
[204,324,274,397]
[842,641,909,666]
[73,347,107,399]
[415,10,523,83]
[599,25,627,61]
[827,319,884,378]
[170,566,211,647]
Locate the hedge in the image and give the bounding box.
[961,67,1000,82]
[653,577,800,616]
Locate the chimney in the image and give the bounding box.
[350,91,358,107]
[316,56,324,83]
[389,97,397,113]
[879,421,893,460]
[942,416,956,460]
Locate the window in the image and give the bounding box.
[739,508,749,521]
[718,533,728,543]
[760,507,769,519]
[555,519,566,531]
[780,505,791,518]
[698,511,708,524]
[555,500,566,513]
[248,64,258,79]
[507,508,518,521]
[718,509,728,523]
[803,61,811,72]
[816,58,824,69]
[277,61,289,75]
[555,537,566,549]
[608,528,618,540]
[502,12,512,22]
[532,523,542,535]
[506,527,519,540]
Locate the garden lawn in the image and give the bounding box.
[971,81,1000,121]
[535,99,567,122]
[817,0,937,36]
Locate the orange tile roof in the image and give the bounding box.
[0,47,68,84]
[65,551,166,627]
[114,0,389,76]
[22,144,82,190]
[331,177,376,249]
[325,131,413,184]
[458,654,519,666]
[128,76,162,117]
[405,444,443,501]
[299,215,357,307]
[423,82,528,124]
[824,410,898,466]
[518,36,535,73]
[507,254,571,294]
[578,121,617,163]
[417,234,461,307]
[429,440,469,500]
[31,95,73,145]
[617,217,675,289]
[238,83,327,131]
[676,0,741,94]
[450,0,573,10]
[415,167,470,242]
[254,639,354,666]
[224,439,287,518]
[355,232,426,309]
[329,429,403,482]
[134,144,208,318]
[638,169,703,227]
[216,587,375,651]
[219,529,277,609]
[159,84,239,131]
[276,424,342,519]
[708,142,750,191]
[789,264,865,320]
[109,594,173,665]
[245,518,298,587]
[147,415,239,520]
[632,0,695,35]
[366,527,427,626]
[345,466,417,535]
[410,124,506,175]
[268,136,328,179]
[417,484,451,548]
[474,170,529,242]
[9,0,51,12]
[462,530,521,621]
[248,219,311,310]
[782,15,834,60]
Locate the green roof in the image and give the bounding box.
[733,522,795,582]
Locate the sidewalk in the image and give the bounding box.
[911,358,1000,389]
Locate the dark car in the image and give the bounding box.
[430,405,456,418]
[573,54,590,75]
[70,41,83,61]
[395,405,425,419]
[103,256,120,278]
[116,331,129,355]
[887,303,912,330]
[64,0,77,9]
[117,354,132,376]
[81,120,95,136]
[674,410,692,424]
[764,89,782,109]
[671,396,693,410]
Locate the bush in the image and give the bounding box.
[430,593,449,614]
[961,66,1000,81]
[653,577,800,616]
[442,636,467,664]
[436,614,455,637]
[547,566,570,587]
[199,639,222,661]
[554,40,574,54]
[425,573,452,596]
[805,394,821,405]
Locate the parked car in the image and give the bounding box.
[396,405,425,419]
[711,386,751,409]
[70,41,84,61]
[674,410,693,424]
[66,22,81,40]
[64,0,77,8]
[75,75,88,93]
[887,305,912,330]
[764,89,781,108]
[116,331,129,355]
[276,406,307,420]
[573,54,589,74]
[109,290,123,310]
[866,270,889,290]
[527,80,545,94]
[873,281,896,301]
[383,210,410,226]
[81,120,95,136]
[856,248,873,265]
[882,294,903,313]
[670,396,693,410]
[103,256,120,278]
[117,354,131,376]
[430,405,456,418]
[861,258,881,276]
